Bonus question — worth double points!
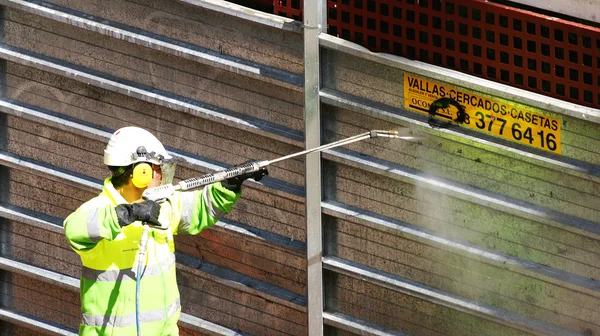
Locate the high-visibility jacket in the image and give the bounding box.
[64,178,241,336]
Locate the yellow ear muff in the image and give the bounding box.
[132,163,153,188]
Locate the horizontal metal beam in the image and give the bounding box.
[319,34,600,124]
[322,200,600,296]
[0,98,304,198]
[0,150,102,193]
[0,0,303,88]
[0,256,79,290]
[0,256,253,336]
[0,309,77,336]
[179,313,252,336]
[323,147,600,239]
[175,0,303,33]
[319,88,598,177]
[0,44,304,146]
[322,256,582,336]
[323,311,409,336]
[495,0,600,24]
[0,200,308,305]
[0,148,304,252]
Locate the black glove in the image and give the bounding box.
[222,167,269,192]
[115,200,161,227]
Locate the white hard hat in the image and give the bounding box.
[104,126,172,167]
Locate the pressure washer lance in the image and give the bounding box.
[142,129,418,202]
[134,129,417,335]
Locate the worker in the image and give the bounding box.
[63,126,267,336]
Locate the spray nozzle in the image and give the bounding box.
[370,130,399,138]
[370,129,423,141]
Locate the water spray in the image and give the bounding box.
[142,129,419,201]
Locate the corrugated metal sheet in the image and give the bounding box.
[0,0,307,334]
[0,0,598,335]
[318,32,600,335]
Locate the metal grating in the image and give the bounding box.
[274,0,303,20]
[274,0,600,108]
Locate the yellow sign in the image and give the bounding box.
[404,74,562,154]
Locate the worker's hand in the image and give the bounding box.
[115,200,161,227]
[222,167,269,192]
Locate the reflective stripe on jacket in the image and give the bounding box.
[64,178,240,336]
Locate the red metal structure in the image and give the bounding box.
[274,0,600,109]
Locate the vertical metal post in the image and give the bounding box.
[0,6,9,311]
[304,0,326,335]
